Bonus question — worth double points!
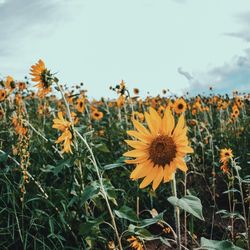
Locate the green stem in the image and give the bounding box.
[235,166,249,249]
[172,175,181,250]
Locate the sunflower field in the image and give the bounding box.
[0,60,249,250]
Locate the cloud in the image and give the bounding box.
[180,49,250,95]
[225,11,250,42]
[177,67,193,81]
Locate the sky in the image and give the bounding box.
[0,0,250,98]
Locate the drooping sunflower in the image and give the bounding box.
[55,129,73,154]
[30,59,53,98]
[173,98,187,114]
[52,112,73,154]
[220,148,233,164]
[124,107,193,190]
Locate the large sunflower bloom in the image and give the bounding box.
[124,107,193,190]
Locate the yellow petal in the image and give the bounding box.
[123,149,147,158]
[149,107,161,132]
[152,166,164,190]
[174,158,188,172]
[127,130,152,143]
[139,166,158,189]
[125,155,149,164]
[132,119,151,136]
[130,161,153,179]
[173,114,185,137]
[161,109,175,136]
[177,146,194,154]
[145,112,158,135]
[125,140,149,150]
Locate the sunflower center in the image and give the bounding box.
[178,103,184,110]
[149,135,176,166]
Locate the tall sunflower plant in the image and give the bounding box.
[123,107,205,249]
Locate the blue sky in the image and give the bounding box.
[0,0,250,98]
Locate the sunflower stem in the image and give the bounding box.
[172,174,181,250]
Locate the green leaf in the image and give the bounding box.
[80,184,100,206]
[200,237,244,250]
[168,195,204,221]
[78,216,104,236]
[0,151,8,163]
[114,205,138,222]
[95,143,110,153]
[103,163,125,170]
[223,189,240,194]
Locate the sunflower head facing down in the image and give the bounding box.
[30,59,54,97]
[124,107,193,190]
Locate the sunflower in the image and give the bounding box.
[127,236,144,250]
[76,96,85,113]
[5,76,15,92]
[117,95,125,107]
[30,59,53,98]
[173,98,187,114]
[220,148,233,164]
[91,110,103,121]
[124,107,193,190]
[52,112,71,131]
[0,89,6,102]
[220,163,229,174]
[133,88,139,95]
[18,82,26,91]
[55,129,73,154]
[52,112,73,154]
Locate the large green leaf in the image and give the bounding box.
[200,237,244,250]
[168,195,204,220]
[114,205,138,222]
